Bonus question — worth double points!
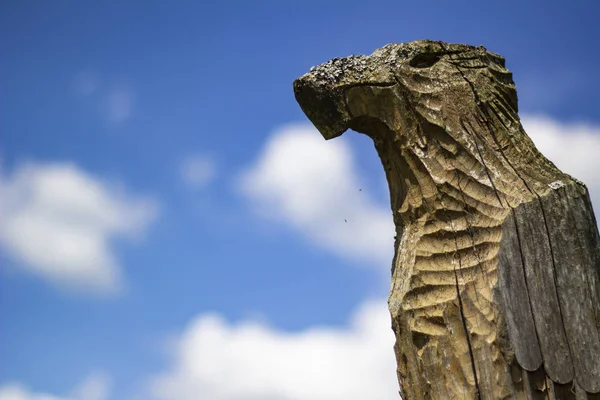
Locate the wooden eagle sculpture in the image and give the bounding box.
[293,40,600,399]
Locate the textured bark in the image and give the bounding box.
[293,40,600,399]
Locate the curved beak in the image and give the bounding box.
[293,75,350,140]
[293,55,396,140]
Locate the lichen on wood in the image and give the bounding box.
[294,40,600,399]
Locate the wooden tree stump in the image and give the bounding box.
[293,40,600,399]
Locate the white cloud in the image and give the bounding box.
[70,373,111,400]
[239,123,394,268]
[71,72,134,123]
[0,372,111,400]
[149,300,398,400]
[0,384,64,400]
[180,155,216,187]
[0,162,158,294]
[106,86,134,123]
[522,115,600,212]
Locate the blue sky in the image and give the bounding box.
[1,1,599,399]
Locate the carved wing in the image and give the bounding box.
[498,182,600,397]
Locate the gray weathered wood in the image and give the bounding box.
[542,184,600,392]
[513,198,574,384]
[497,211,542,371]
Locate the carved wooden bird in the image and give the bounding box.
[294,40,600,399]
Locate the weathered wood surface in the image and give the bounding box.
[293,40,600,399]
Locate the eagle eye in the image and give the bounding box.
[409,53,441,69]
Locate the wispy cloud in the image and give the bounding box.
[239,123,394,269]
[0,372,111,400]
[106,86,134,123]
[149,300,398,400]
[71,72,135,123]
[179,154,217,188]
[0,161,158,295]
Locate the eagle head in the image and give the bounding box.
[293,40,519,152]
